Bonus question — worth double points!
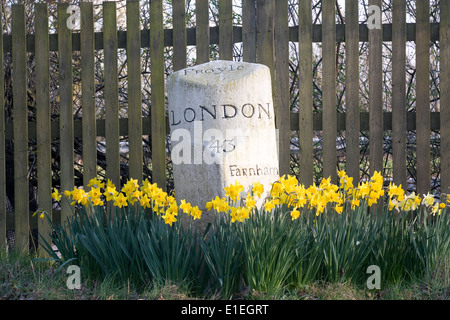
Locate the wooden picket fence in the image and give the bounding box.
[0,0,449,251]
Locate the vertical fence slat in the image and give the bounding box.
[298,0,313,186]
[441,0,450,196]
[81,2,96,189]
[369,0,383,180]
[35,3,52,252]
[255,0,276,172]
[0,2,5,250]
[173,0,187,71]
[127,0,143,183]
[274,0,290,176]
[219,0,233,60]
[196,0,210,64]
[12,4,28,251]
[150,0,167,190]
[322,0,337,184]
[255,0,274,72]
[392,0,407,189]
[242,0,256,63]
[104,2,120,189]
[345,0,360,183]
[58,3,74,228]
[416,0,431,195]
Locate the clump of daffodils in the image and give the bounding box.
[53,177,188,227]
[49,171,448,226]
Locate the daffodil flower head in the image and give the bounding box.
[52,188,62,201]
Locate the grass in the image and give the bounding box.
[1,239,448,300]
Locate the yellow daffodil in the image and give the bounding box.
[291,208,300,220]
[114,193,128,208]
[191,206,202,220]
[264,200,275,213]
[89,187,102,199]
[245,195,256,209]
[334,205,343,214]
[51,188,62,201]
[225,181,244,202]
[180,199,193,214]
[252,182,264,198]
[162,212,177,226]
[104,185,119,202]
[423,193,435,207]
[87,177,105,189]
[140,194,151,209]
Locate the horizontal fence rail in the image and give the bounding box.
[3,112,444,140]
[1,23,442,53]
[1,0,448,252]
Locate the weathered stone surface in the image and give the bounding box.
[167,60,279,230]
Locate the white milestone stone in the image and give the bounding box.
[167,60,279,229]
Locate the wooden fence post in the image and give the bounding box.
[58,3,74,229]
[104,1,120,189]
[345,0,360,183]
[0,2,6,250]
[81,2,97,189]
[127,0,143,184]
[368,0,383,177]
[416,0,431,196]
[242,0,256,63]
[196,0,210,64]
[12,4,29,251]
[219,0,233,60]
[298,0,314,186]
[35,3,52,253]
[392,0,407,190]
[173,0,187,71]
[322,0,337,184]
[150,0,167,191]
[441,0,450,197]
[274,0,290,177]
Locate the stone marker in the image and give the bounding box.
[167,60,279,230]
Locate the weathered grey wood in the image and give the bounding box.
[219,0,233,60]
[416,0,431,196]
[35,3,52,252]
[196,0,210,64]
[345,0,360,183]
[104,1,120,189]
[12,4,29,251]
[392,0,407,189]
[173,0,187,71]
[1,23,442,54]
[274,0,290,176]
[0,3,6,249]
[127,0,143,183]
[242,0,256,62]
[441,0,450,196]
[298,0,313,186]
[150,0,166,190]
[4,111,444,141]
[369,0,383,179]
[58,3,74,229]
[322,0,337,184]
[255,0,274,72]
[81,2,97,189]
